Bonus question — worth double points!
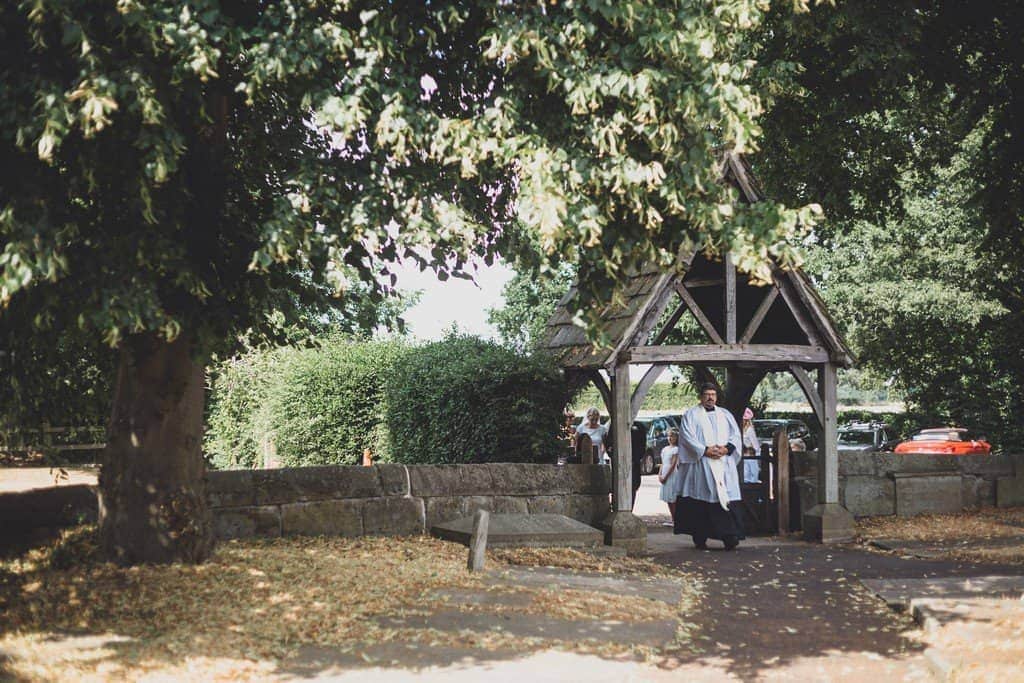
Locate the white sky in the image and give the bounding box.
[391,258,514,341]
[391,258,670,386]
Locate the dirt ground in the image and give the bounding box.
[0,466,98,493]
[3,473,1023,681]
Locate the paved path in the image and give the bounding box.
[646,528,1024,681]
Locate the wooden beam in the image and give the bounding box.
[788,364,824,427]
[630,365,666,420]
[673,283,725,344]
[817,364,839,505]
[776,276,823,346]
[726,152,763,202]
[740,287,780,344]
[651,299,688,345]
[626,344,830,365]
[606,271,676,368]
[682,277,724,288]
[587,370,612,417]
[611,361,633,511]
[725,254,737,344]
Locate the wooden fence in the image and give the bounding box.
[0,423,105,453]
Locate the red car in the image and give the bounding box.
[893,427,992,455]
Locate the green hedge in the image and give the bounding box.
[205,335,567,468]
[267,340,407,467]
[205,349,283,470]
[385,335,568,464]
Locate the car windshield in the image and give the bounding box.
[838,430,875,445]
[753,422,784,438]
[911,431,961,442]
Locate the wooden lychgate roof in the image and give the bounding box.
[541,152,853,371]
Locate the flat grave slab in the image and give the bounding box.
[432,513,603,549]
[861,575,1024,609]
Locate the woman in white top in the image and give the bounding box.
[741,407,761,484]
[575,407,609,464]
[658,428,683,516]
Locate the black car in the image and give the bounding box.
[637,414,682,474]
[752,418,818,452]
[837,422,899,454]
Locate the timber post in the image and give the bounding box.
[599,361,647,552]
[802,362,855,542]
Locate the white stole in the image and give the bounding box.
[696,408,731,511]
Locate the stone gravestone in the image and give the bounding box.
[576,433,594,465]
[467,509,489,572]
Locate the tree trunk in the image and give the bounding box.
[99,333,214,565]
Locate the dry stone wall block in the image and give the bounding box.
[253,466,381,505]
[960,475,994,509]
[561,465,612,494]
[491,496,530,515]
[997,474,1024,508]
[957,455,1015,477]
[281,499,363,537]
[837,453,879,478]
[894,473,962,516]
[483,464,556,495]
[565,494,610,526]
[376,464,409,496]
[424,496,466,529]
[206,470,256,508]
[213,506,281,540]
[526,495,567,516]
[891,454,960,474]
[408,465,494,497]
[841,476,895,517]
[363,497,425,536]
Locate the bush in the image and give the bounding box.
[205,349,284,470]
[266,339,407,468]
[385,334,568,464]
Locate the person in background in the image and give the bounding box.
[658,428,683,517]
[630,420,648,508]
[562,408,578,462]
[576,407,609,464]
[741,407,761,484]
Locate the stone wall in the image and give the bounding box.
[209,463,612,541]
[791,452,1024,520]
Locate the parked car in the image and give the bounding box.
[837,422,900,454]
[752,419,817,452]
[893,428,992,455]
[638,414,682,475]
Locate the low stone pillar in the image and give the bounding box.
[802,503,855,543]
[600,510,646,553]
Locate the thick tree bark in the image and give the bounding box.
[99,334,214,565]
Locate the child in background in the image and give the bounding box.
[658,427,683,517]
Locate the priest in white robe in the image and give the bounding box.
[673,382,745,550]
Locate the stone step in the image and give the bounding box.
[431,513,603,548]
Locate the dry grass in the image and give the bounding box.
[856,507,1024,564]
[0,528,699,681]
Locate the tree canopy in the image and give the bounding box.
[750,1,1024,445]
[2,0,827,562]
[1,0,822,354]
